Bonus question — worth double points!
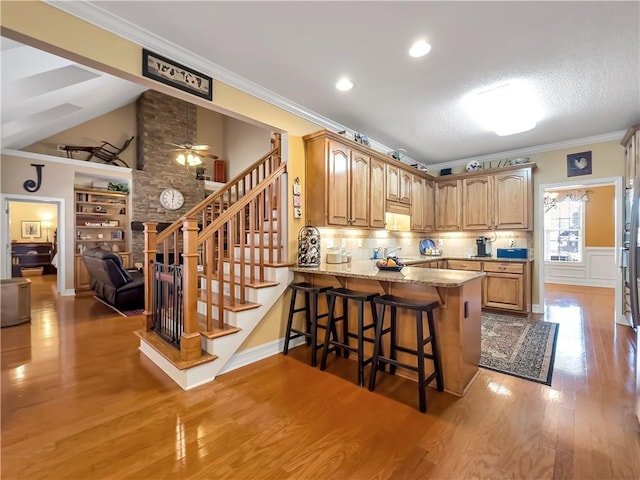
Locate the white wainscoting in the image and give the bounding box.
[544,247,616,288]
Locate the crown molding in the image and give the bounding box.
[425,130,626,172]
[43,1,418,166]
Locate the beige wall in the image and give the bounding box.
[196,106,225,175]
[9,201,58,242]
[223,117,272,179]
[24,103,138,168]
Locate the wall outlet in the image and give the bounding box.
[327,240,333,248]
[509,239,516,247]
[357,239,363,248]
[437,239,443,247]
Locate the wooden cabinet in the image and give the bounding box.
[622,125,640,188]
[435,179,462,231]
[11,242,54,277]
[370,158,386,228]
[482,262,527,311]
[445,259,531,313]
[75,252,131,294]
[74,188,130,291]
[493,168,532,230]
[386,165,411,204]
[304,130,434,230]
[411,175,435,232]
[442,164,534,231]
[462,175,492,230]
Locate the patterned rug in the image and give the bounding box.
[94,296,144,317]
[480,312,559,385]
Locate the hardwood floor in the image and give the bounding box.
[1,277,638,479]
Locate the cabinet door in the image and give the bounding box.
[327,141,350,226]
[493,168,531,229]
[75,255,91,291]
[483,272,524,311]
[462,175,492,230]
[399,169,412,204]
[350,152,370,227]
[411,175,425,231]
[370,159,386,228]
[423,180,435,231]
[435,179,461,231]
[386,164,400,202]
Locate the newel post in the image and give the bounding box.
[143,222,157,331]
[180,216,201,361]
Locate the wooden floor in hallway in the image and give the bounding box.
[1,277,638,479]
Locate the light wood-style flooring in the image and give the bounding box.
[1,277,639,479]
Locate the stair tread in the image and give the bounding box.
[134,329,217,370]
[264,261,296,267]
[197,272,279,289]
[196,314,242,339]
[196,291,261,312]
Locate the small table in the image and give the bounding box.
[1,278,31,327]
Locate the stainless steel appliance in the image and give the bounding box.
[623,183,639,330]
[475,236,492,257]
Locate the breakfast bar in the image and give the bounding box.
[291,261,486,397]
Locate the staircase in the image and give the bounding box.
[138,134,293,389]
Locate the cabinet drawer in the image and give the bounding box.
[483,262,524,274]
[447,260,482,271]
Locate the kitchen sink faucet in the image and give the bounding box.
[383,246,402,257]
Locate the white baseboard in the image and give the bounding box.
[61,289,75,296]
[219,336,305,375]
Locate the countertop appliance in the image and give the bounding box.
[476,236,492,257]
[496,248,528,259]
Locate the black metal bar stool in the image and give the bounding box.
[368,295,443,413]
[283,282,339,367]
[320,287,379,387]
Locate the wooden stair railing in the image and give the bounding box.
[142,134,285,362]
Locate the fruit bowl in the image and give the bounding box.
[377,265,404,272]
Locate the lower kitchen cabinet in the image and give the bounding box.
[446,259,531,314]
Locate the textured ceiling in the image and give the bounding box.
[5,1,640,166]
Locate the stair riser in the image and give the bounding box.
[221,263,280,281]
[246,232,279,244]
[199,280,261,303]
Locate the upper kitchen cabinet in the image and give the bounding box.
[370,158,386,228]
[435,178,462,230]
[493,167,532,230]
[305,136,369,227]
[622,125,640,187]
[441,164,535,231]
[303,130,435,230]
[387,164,412,204]
[411,175,435,232]
[462,175,492,230]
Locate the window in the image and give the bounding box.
[544,197,584,262]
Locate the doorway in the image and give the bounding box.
[1,194,66,295]
[537,176,624,323]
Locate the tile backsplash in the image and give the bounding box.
[315,228,533,261]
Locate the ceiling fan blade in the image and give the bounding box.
[204,154,219,160]
[165,142,185,148]
[191,144,211,151]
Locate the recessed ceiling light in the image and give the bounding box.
[409,40,431,58]
[462,81,541,136]
[336,78,354,91]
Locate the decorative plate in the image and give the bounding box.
[419,239,436,255]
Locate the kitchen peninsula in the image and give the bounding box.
[291,261,485,396]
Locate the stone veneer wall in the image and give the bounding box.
[131,90,205,263]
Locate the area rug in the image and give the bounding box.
[480,312,559,385]
[94,296,144,318]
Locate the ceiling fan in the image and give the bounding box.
[164,103,219,166]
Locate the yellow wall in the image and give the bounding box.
[9,201,58,242]
[585,185,615,247]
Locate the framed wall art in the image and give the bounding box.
[567,151,592,177]
[21,221,41,238]
[142,49,213,101]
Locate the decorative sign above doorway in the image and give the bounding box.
[142,49,213,101]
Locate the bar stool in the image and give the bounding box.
[320,287,379,387]
[368,295,443,413]
[283,282,339,367]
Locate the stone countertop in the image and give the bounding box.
[291,260,485,288]
[392,255,534,265]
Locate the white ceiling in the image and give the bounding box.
[4,1,640,166]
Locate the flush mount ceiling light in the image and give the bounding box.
[409,39,431,58]
[463,81,541,136]
[335,78,354,91]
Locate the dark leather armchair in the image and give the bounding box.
[82,248,144,311]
